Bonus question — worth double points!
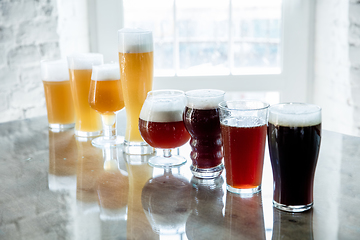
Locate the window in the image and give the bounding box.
[90,0,313,103]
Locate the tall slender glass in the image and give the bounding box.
[88,63,125,148]
[268,103,321,212]
[139,90,190,168]
[183,89,225,178]
[219,100,269,194]
[118,28,154,154]
[67,53,103,137]
[41,59,75,130]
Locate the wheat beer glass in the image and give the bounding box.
[219,100,269,194]
[184,89,225,178]
[41,59,75,129]
[268,103,321,212]
[118,28,154,154]
[67,53,103,137]
[139,90,190,168]
[88,63,125,148]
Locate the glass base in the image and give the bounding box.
[100,206,127,221]
[75,129,102,138]
[190,163,224,179]
[273,200,313,213]
[123,140,154,155]
[148,155,187,168]
[227,184,261,195]
[91,135,124,148]
[49,123,74,130]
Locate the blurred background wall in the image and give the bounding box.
[0,0,360,137]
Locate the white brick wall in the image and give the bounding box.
[314,0,360,136]
[0,0,89,124]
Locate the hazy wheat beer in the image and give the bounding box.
[89,63,125,115]
[268,103,321,212]
[118,28,154,154]
[41,59,75,129]
[67,53,103,137]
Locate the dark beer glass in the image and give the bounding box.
[268,103,321,212]
[183,89,225,178]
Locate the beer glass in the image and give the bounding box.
[118,28,154,154]
[139,90,190,168]
[268,103,321,212]
[219,100,269,194]
[184,89,225,178]
[88,63,125,148]
[41,59,75,129]
[67,53,103,137]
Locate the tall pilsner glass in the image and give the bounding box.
[67,53,103,137]
[118,28,154,154]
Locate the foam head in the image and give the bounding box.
[118,28,153,53]
[67,53,104,70]
[185,89,225,109]
[91,63,120,81]
[140,90,185,122]
[269,103,322,127]
[41,59,69,82]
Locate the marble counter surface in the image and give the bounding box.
[0,116,359,240]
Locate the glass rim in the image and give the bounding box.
[269,102,322,115]
[147,89,185,98]
[185,89,225,99]
[219,100,270,111]
[117,28,152,35]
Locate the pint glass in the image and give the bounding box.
[268,103,321,212]
[118,28,154,154]
[183,89,225,178]
[41,59,75,129]
[67,53,103,137]
[219,100,269,194]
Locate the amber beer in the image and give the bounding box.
[67,53,103,137]
[41,59,75,129]
[118,28,154,154]
[268,103,321,212]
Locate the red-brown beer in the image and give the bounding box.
[221,120,267,189]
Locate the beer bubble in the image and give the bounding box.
[222,116,266,128]
[67,53,103,70]
[41,59,69,82]
[269,103,321,127]
[91,63,120,81]
[118,28,153,53]
[185,89,225,109]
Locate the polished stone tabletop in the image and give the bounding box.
[0,116,359,240]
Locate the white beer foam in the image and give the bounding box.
[67,53,103,70]
[269,103,322,127]
[118,28,153,53]
[185,89,225,109]
[140,92,185,122]
[41,59,69,82]
[91,63,120,81]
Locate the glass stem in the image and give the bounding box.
[101,114,116,141]
[163,149,172,158]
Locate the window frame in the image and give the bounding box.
[89,0,314,102]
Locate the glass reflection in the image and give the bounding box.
[142,168,192,237]
[186,177,225,240]
[124,153,159,240]
[75,136,103,212]
[224,192,265,239]
[48,129,77,191]
[96,147,129,220]
[272,208,314,240]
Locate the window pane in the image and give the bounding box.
[123,0,174,75]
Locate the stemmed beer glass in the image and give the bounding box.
[139,90,190,168]
[88,63,125,148]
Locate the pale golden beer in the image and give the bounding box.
[41,59,75,129]
[118,28,154,154]
[67,53,103,137]
[88,63,125,147]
